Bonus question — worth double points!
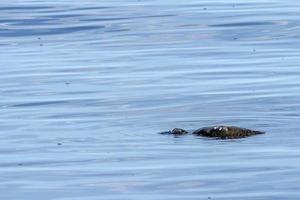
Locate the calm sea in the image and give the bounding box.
[1,0,300,199]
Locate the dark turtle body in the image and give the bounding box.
[160,125,264,139]
[192,125,264,139]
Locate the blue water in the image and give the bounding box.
[1,1,300,199]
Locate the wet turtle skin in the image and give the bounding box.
[160,125,265,139]
[192,126,265,139]
[159,128,189,136]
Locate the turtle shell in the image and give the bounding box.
[192,125,264,139]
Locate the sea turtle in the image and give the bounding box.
[159,125,265,139]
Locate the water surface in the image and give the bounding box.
[1,0,300,199]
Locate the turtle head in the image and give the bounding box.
[159,128,189,135]
[170,128,189,135]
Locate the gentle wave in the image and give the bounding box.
[1,1,300,200]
